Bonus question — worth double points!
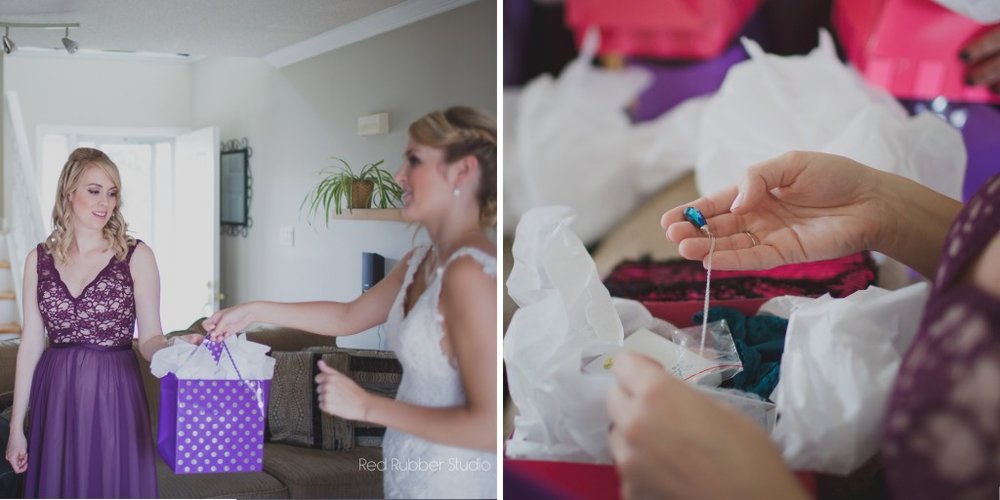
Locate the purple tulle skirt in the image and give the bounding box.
[24,343,158,498]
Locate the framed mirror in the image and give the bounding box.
[221,148,249,226]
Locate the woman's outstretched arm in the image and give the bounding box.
[203,249,414,341]
[315,256,497,451]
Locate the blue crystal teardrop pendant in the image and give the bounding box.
[683,206,711,235]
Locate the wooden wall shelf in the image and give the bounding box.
[330,208,405,221]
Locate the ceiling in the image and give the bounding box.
[0,0,469,60]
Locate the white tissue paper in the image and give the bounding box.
[505,206,624,463]
[756,295,818,319]
[506,206,772,463]
[770,283,930,474]
[933,0,1000,23]
[150,334,276,381]
[504,28,702,245]
[696,30,965,201]
[611,296,678,341]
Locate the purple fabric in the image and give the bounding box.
[628,42,750,122]
[504,0,534,87]
[958,104,1000,203]
[883,173,1000,499]
[25,241,157,498]
[157,371,271,474]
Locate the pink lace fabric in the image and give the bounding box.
[35,242,138,347]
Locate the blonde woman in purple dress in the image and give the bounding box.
[4,148,201,498]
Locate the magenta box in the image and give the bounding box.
[565,0,762,60]
[834,0,1000,103]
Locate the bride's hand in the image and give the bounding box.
[202,303,256,342]
[315,360,371,421]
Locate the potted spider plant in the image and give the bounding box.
[301,157,404,225]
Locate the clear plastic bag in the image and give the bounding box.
[698,386,777,433]
[581,320,743,389]
[670,319,744,386]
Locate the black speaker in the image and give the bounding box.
[362,252,386,293]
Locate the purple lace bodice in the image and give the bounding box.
[883,174,1000,499]
[36,241,139,347]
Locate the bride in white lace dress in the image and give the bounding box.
[203,107,497,499]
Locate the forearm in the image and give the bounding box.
[251,301,356,337]
[9,341,44,436]
[874,170,963,279]
[138,334,169,362]
[365,396,495,452]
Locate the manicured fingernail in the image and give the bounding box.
[731,191,745,211]
[959,50,970,62]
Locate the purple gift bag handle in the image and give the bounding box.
[203,339,225,363]
[202,339,244,378]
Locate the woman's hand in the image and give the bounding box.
[5,431,27,474]
[661,151,887,271]
[315,360,371,421]
[961,26,1000,94]
[607,353,806,500]
[202,303,257,342]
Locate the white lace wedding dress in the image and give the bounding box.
[381,245,497,499]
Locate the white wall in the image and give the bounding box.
[191,0,496,348]
[4,56,193,155]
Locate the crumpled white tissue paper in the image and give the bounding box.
[504,28,702,245]
[770,283,930,474]
[933,0,1000,23]
[505,206,624,463]
[696,30,965,201]
[151,334,276,380]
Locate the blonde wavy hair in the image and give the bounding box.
[408,106,497,227]
[44,147,134,264]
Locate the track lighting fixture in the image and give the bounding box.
[0,22,81,55]
[62,27,78,54]
[2,27,14,55]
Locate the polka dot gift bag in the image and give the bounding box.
[152,336,275,474]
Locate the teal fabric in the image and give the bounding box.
[692,307,788,399]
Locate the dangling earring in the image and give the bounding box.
[452,188,460,198]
